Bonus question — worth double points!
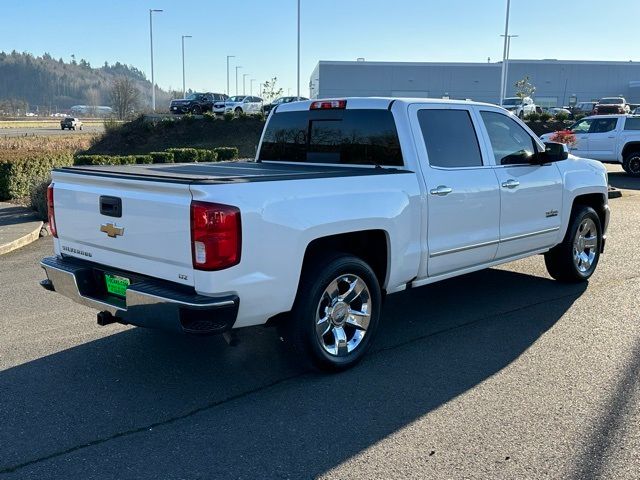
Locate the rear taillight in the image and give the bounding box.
[190,201,241,271]
[47,184,58,238]
[310,99,347,110]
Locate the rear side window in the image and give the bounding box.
[590,118,618,133]
[418,109,483,168]
[624,118,640,130]
[258,110,403,166]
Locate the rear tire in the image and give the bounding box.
[622,151,640,177]
[234,107,243,115]
[280,254,382,372]
[191,105,202,115]
[544,206,602,282]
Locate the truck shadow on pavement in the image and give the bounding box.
[607,171,640,191]
[0,268,587,478]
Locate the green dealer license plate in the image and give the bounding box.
[104,273,130,297]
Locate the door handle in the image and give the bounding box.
[429,185,453,196]
[501,179,520,189]
[607,136,615,138]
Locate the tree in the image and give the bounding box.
[514,76,536,99]
[110,76,139,119]
[261,77,283,102]
[85,88,101,116]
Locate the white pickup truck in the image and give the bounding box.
[540,114,640,176]
[41,98,610,371]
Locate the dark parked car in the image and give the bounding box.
[263,96,309,115]
[570,101,597,118]
[170,92,227,115]
[60,117,82,130]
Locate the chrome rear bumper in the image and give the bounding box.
[40,256,239,334]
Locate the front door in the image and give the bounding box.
[410,105,500,277]
[478,110,563,259]
[567,117,593,157]
[586,117,619,160]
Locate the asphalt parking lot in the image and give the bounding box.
[1,166,639,479]
[0,124,104,137]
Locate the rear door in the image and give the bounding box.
[409,104,500,277]
[52,171,195,286]
[586,117,620,160]
[477,109,563,259]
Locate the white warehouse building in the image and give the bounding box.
[309,59,640,106]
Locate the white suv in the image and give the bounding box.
[224,96,263,115]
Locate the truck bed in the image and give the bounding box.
[59,161,411,184]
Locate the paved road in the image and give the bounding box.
[1,178,639,479]
[0,124,104,137]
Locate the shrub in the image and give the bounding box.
[203,111,217,122]
[539,112,552,122]
[134,155,153,164]
[555,111,569,121]
[214,147,239,161]
[196,149,219,162]
[74,154,137,166]
[549,130,578,147]
[150,151,174,163]
[166,148,199,163]
[0,152,74,200]
[223,112,234,122]
[30,179,50,221]
[526,112,541,121]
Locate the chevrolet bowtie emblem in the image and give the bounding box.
[100,223,125,238]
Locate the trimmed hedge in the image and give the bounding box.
[150,151,174,163]
[134,155,153,164]
[166,148,199,163]
[214,147,239,161]
[0,153,74,200]
[196,149,218,162]
[75,155,136,166]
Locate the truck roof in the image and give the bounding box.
[276,97,497,113]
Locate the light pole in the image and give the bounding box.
[259,83,263,99]
[149,8,163,111]
[296,0,301,99]
[499,0,511,105]
[235,66,242,95]
[181,35,192,98]
[243,73,249,95]
[250,79,256,96]
[226,55,235,97]
[500,34,518,100]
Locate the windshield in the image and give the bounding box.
[600,98,624,104]
[501,98,521,106]
[228,96,245,102]
[185,93,200,100]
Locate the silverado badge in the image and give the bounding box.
[100,223,125,238]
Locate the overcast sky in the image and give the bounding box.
[3,0,639,96]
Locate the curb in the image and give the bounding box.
[0,220,43,256]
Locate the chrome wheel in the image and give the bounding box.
[573,218,598,273]
[315,274,372,357]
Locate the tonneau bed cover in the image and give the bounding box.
[58,161,410,184]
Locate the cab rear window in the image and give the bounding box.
[258,109,403,166]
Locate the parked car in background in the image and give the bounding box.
[594,97,630,115]
[540,114,640,175]
[632,107,640,115]
[263,96,309,115]
[501,96,537,118]
[224,95,263,114]
[60,117,82,130]
[41,98,609,371]
[546,107,571,117]
[170,92,227,115]
[571,101,597,118]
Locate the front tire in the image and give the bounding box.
[622,151,640,177]
[234,107,243,115]
[191,105,202,115]
[544,206,602,282]
[282,254,382,372]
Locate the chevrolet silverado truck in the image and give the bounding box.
[40,98,610,371]
[540,114,640,176]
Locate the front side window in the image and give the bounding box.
[480,111,536,165]
[570,119,593,133]
[590,118,618,133]
[417,109,482,168]
[258,109,403,166]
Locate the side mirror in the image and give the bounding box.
[537,142,569,163]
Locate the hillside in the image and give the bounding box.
[0,51,173,114]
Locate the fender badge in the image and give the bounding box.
[100,223,125,238]
[545,209,559,218]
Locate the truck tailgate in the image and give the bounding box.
[52,170,195,287]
